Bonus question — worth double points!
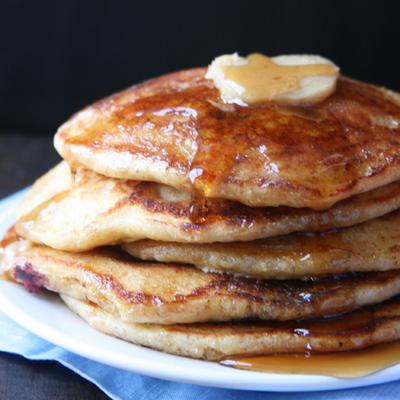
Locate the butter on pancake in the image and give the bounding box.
[15,162,400,252]
[205,53,339,106]
[54,67,400,209]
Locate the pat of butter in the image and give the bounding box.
[205,53,339,106]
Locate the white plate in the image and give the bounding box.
[1,190,400,392]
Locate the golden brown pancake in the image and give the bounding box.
[4,234,400,324]
[123,210,400,279]
[16,162,400,251]
[54,69,400,209]
[62,294,400,361]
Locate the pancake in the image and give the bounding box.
[4,235,400,324]
[54,69,400,209]
[62,294,400,361]
[16,162,400,252]
[123,210,400,279]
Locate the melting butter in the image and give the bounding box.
[206,53,339,106]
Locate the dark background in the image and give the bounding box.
[1,0,400,136]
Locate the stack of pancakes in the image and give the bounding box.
[3,68,400,362]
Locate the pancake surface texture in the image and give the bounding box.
[4,235,400,324]
[15,162,400,251]
[123,210,400,279]
[62,294,400,361]
[55,69,400,209]
[6,55,400,371]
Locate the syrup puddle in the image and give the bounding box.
[221,341,400,378]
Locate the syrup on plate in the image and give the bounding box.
[221,341,400,378]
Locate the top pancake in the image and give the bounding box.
[55,68,400,209]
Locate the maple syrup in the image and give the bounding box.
[59,68,400,209]
[221,306,400,378]
[221,341,400,378]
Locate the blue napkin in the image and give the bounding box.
[0,191,399,399]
